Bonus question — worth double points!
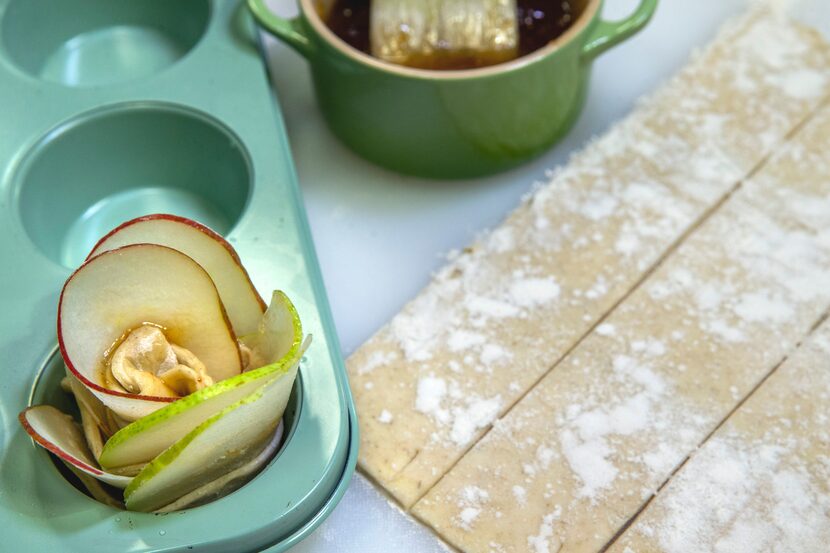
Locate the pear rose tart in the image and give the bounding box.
[18,215,309,512]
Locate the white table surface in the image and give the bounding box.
[258,0,777,550]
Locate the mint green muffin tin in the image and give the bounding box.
[0,0,358,551]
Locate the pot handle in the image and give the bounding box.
[581,0,657,61]
[248,0,314,59]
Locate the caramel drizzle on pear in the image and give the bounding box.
[99,322,169,393]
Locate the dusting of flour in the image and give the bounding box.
[650,435,830,553]
[348,9,830,553]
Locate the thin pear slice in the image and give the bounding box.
[239,290,302,369]
[99,291,303,470]
[19,405,132,489]
[154,420,284,513]
[65,371,120,437]
[124,353,301,512]
[88,215,266,336]
[63,462,125,509]
[59,244,243,421]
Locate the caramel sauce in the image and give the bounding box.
[326,0,576,69]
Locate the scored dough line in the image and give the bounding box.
[352,472,463,553]
[593,96,830,553]
[599,306,830,553]
[403,90,830,514]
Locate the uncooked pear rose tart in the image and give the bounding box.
[19,214,308,512]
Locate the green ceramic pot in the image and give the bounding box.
[250,0,657,179]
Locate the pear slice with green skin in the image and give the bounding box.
[19,405,132,489]
[99,290,303,470]
[154,419,284,513]
[59,243,243,421]
[239,288,302,369]
[124,346,303,512]
[87,214,266,337]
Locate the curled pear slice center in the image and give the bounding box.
[107,326,214,398]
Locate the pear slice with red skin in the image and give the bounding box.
[99,290,303,470]
[87,214,266,336]
[19,405,132,489]
[59,244,243,421]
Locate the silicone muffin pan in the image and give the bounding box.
[0,0,357,551]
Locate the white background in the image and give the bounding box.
[258,0,770,550]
